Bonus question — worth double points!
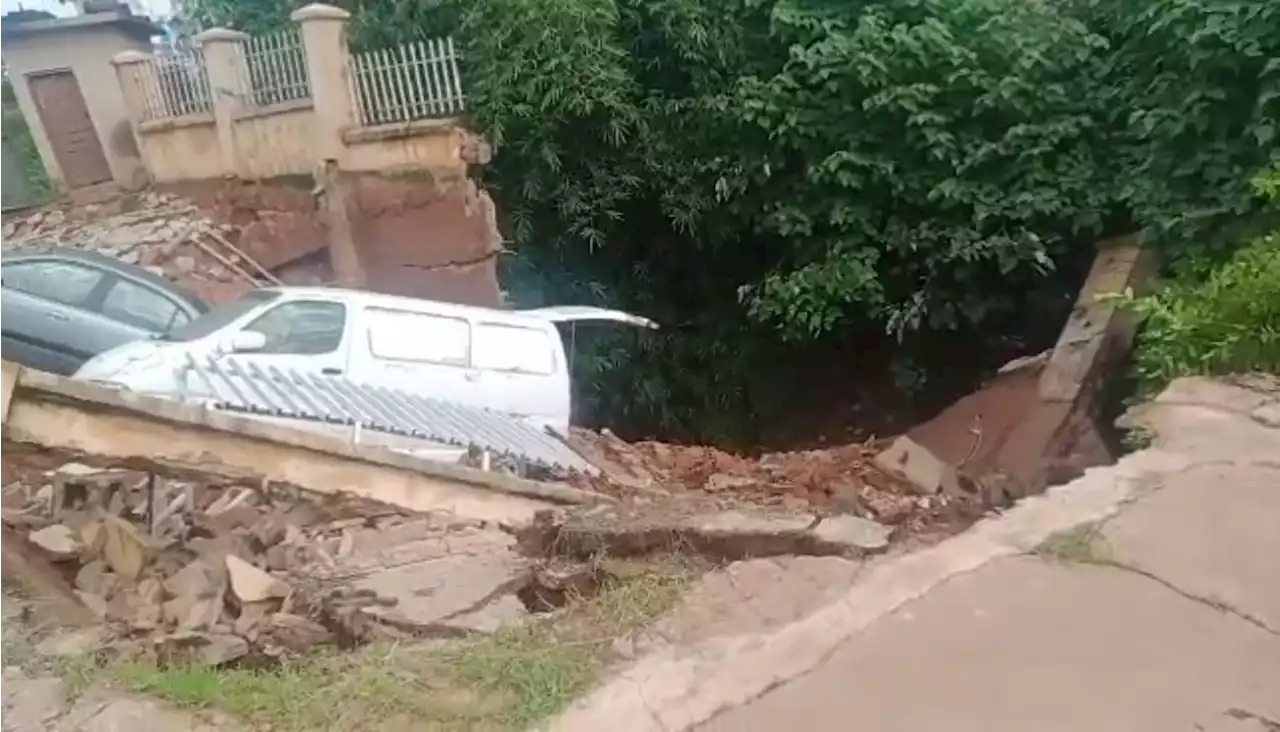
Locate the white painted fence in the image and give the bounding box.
[348,37,463,126]
[241,28,311,107]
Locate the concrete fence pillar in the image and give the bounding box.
[109,50,162,187]
[291,3,355,163]
[194,28,250,178]
[110,50,158,128]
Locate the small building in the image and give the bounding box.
[2,3,158,191]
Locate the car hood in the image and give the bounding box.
[74,339,171,384]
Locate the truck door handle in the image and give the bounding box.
[465,371,481,382]
[45,312,69,321]
[321,367,343,376]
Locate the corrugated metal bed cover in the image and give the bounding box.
[181,355,596,473]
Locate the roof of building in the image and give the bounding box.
[1,5,160,42]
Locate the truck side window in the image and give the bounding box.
[365,307,470,366]
[242,300,346,354]
[473,322,556,374]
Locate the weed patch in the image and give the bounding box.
[1033,524,1111,564]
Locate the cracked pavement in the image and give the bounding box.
[702,377,1280,732]
[554,376,1280,732]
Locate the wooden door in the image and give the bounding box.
[28,71,112,188]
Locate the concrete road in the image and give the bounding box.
[703,383,1280,732]
[703,556,1279,732]
[555,377,1280,732]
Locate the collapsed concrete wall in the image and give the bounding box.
[160,171,504,307]
[346,174,503,307]
[910,233,1156,499]
[0,362,604,526]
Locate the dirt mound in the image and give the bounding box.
[565,429,984,534]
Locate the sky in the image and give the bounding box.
[0,0,173,20]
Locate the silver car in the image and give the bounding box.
[1,246,209,375]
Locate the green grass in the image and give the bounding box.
[1033,524,1111,564]
[45,560,695,732]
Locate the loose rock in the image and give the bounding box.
[28,525,79,560]
[225,556,289,603]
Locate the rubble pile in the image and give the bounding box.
[1,192,263,302]
[566,429,986,533]
[0,455,523,668]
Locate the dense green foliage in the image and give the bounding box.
[1,78,53,204]
[1125,169,1280,395]
[177,0,1280,443]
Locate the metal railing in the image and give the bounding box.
[134,49,213,121]
[348,37,463,127]
[241,28,311,108]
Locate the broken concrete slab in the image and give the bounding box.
[163,560,219,599]
[809,515,890,553]
[5,364,608,526]
[74,560,113,595]
[28,524,79,559]
[521,505,891,562]
[353,543,530,635]
[97,516,149,581]
[872,436,961,496]
[197,633,249,666]
[224,556,289,604]
[439,594,528,634]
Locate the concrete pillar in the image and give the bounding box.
[194,28,250,178]
[110,50,162,188]
[291,3,355,162]
[110,50,158,127]
[292,4,365,286]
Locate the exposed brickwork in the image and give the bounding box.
[161,174,504,307]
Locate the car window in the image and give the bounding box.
[100,278,188,332]
[242,300,346,355]
[2,260,104,307]
[365,307,470,366]
[164,289,281,342]
[472,322,556,374]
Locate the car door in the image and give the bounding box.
[0,258,114,374]
[469,319,563,420]
[353,306,479,404]
[217,298,352,379]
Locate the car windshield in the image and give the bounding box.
[160,290,282,342]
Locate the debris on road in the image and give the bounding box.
[563,428,985,535]
[1,191,276,302]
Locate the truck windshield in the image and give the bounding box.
[161,290,282,342]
